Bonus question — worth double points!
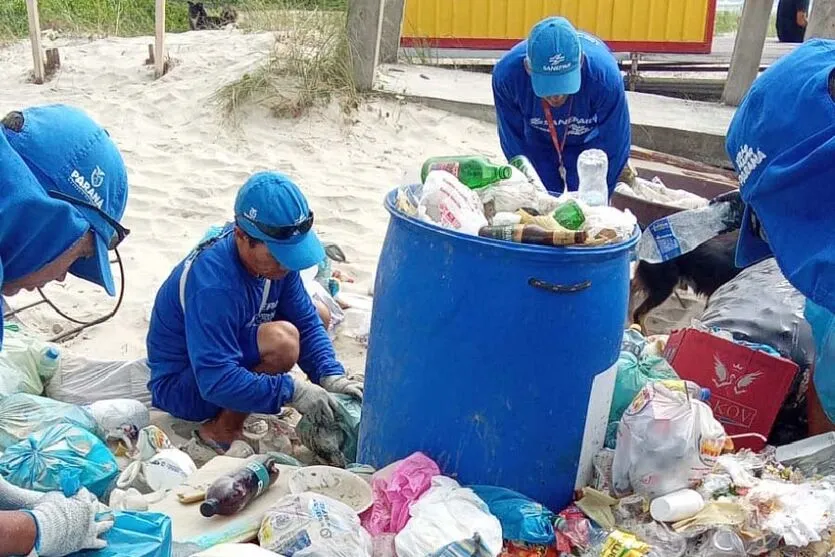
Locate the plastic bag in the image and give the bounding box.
[258,492,372,557]
[805,299,835,424]
[395,476,503,557]
[46,354,152,407]
[418,171,488,235]
[617,177,708,211]
[0,324,55,397]
[584,206,637,243]
[476,167,541,214]
[470,486,555,546]
[301,265,346,335]
[0,423,119,499]
[85,399,150,451]
[609,352,679,424]
[71,511,172,557]
[297,393,361,467]
[365,452,440,535]
[745,478,835,547]
[0,393,100,451]
[612,381,728,499]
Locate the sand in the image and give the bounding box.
[0,28,505,374]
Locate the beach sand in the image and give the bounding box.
[1,29,504,376]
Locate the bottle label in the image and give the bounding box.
[429,161,460,178]
[648,218,682,261]
[246,461,271,498]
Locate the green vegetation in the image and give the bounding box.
[714,10,778,37]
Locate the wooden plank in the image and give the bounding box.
[722,0,772,106]
[25,0,45,84]
[154,0,167,78]
[347,0,386,91]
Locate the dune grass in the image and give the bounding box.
[714,10,778,37]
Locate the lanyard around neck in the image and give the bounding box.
[542,98,574,189]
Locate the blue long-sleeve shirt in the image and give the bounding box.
[146,228,344,417]
[492,33,631,194]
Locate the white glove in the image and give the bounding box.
[288,380,339,424]
[30,488,114,557]
[320,375,364,401]
[0,476,44,511]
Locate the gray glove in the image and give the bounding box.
[30,488,114,557]
[0,476,44,511]
[320,375,364,401]
[289,380,340,424]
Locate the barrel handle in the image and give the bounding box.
[528,277,591,293]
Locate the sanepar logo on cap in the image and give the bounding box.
[735,144,767,186]
[70,168,104,209]
[543,53,571,72]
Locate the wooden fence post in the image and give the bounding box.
[722,0,773,106]
[25,0,45,84]
[155,0,167,78]
[806,0,835,40]
[347,0,386,91]
[379,0,405,64]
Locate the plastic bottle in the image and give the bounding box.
[508,155,547,192]
[699,528,746,556]
[200,455,280,517]
[38,346,61,382]
[552,199,586,230]
[636,191,745,264]
[421,156,513,189]
[577,149,609,207]
[478,224,587,246]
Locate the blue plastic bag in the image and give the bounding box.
[806,299,835,423]
[0,422,118,499]
[469,486,555,545]
[0,393,100,451]
[72,512,172,557]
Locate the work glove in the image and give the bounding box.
[288,380,340,424]
[0,476,44,511]
[29,488,114,557]
[320,375,364,401]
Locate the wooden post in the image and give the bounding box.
[25,0,45,84]
[379,0,406,64]
[806,0,835,40]
[154,0,167,78]
[347,0,386,91]
[722,0,773,106]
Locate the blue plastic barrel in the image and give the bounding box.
[358,189,639,510]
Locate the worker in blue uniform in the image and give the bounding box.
[492,16,631,195]
[147,171,363,456]
[726,39,835,431]
[0,105,129,556]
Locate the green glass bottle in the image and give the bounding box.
[421,156,513,189]
[552,199,586,231]
[509,155,547,192]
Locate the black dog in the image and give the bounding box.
[630,230,743,330]
[188,1,238,31]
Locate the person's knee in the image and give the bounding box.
[314,299,332,330]
[257,321,300,372]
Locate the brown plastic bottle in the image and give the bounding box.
[200,455,280,517]
[479,224,587,246]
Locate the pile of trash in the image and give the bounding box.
[615,176,709,211]
[395,151,638,248]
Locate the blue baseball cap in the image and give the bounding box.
[3,105,129,296]
[526,17,583,98]
[726,39,835,313]
[234,171,324,272]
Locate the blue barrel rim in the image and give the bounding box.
[386,187,640,256]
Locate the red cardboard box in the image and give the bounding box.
[664,328,799,451]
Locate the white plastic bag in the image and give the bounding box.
[117,426,196,493]
[85,399,151,451]
[612,381,728,499]
[45,354,151,407]
[259,493,372,557]
[476,167,541,214]
[0,325,56,397]
[418,171,488,236]
[745,479,835,547]
[0,393,100,450]
[584,205,638,242]
[394,476,503,557]
[300,265,345,335]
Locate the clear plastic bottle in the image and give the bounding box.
[699,528,746,557]
[577,149,609,207]
[38,346,61,382]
